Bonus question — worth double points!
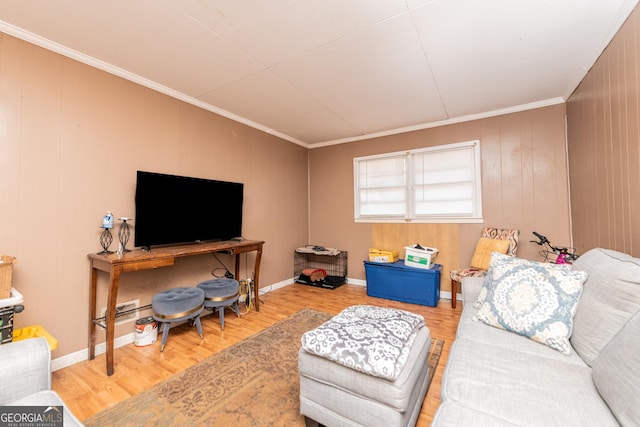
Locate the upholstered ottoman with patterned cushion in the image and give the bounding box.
[298,305,431,427]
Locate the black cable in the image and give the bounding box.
[211,252,234,279]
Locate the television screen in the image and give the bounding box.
[134,171,243,249]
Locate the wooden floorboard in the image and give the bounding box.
[52,283,462,425]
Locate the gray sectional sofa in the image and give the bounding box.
[432,248,640,426]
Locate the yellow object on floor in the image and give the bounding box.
[13,325,58,350]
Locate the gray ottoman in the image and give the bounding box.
[299,308,431,427]
[152,287,205,352]
[196,277,241,330]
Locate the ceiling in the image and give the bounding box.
[0,1,638,148]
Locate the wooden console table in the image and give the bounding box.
[88,239,264,376]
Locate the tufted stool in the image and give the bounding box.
[152,287,205,352]
[196,277,241,331]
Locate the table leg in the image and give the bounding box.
[253,247,263,311]
[105,268,122,376]
[234,253,241,282]
[451,280,457,309]
[88,265,98,360]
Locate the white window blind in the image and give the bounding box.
[354,140,482,223]
[356,155,406,218]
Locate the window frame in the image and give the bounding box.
[353,140,483,223]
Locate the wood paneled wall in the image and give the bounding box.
[372,223,458,293]
[566,4,640,256]
[309,104,572,293]
[0,33,309,357]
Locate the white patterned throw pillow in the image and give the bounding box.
[474,252,571,308]
[473,253,587,355]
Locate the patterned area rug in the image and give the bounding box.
[84,308,444,427]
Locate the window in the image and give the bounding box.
[354,140,482,223]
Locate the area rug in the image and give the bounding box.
[84,308,444,427]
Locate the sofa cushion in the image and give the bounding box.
[473,254,587,354]
[571,248,640,366]
[592,312,640,426]
[440,338,620,426]
[457,302,587,365]
[432,401,519,427]
[461,277,585,363]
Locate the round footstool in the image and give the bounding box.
[196,278,241,331]
[152,287,205,352]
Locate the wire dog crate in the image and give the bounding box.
[294,249,347,289]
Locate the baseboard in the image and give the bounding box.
[51,332,136,372]
[440,291,460,302]
[331,277,459,303]
[257,277,293,295]
[275,277,458,302]
[260,277,366,293]
[52,280,294,372]
[351,279,459,303]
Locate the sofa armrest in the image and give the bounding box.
[0,337,52,404]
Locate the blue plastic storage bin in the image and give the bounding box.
[364,260,441,307]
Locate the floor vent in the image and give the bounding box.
[100,299,140,326]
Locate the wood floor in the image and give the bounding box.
[52,283,462,426]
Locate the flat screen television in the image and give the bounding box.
[134,171,243,249]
